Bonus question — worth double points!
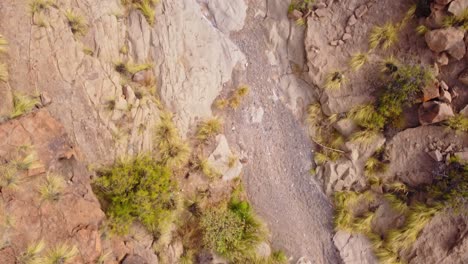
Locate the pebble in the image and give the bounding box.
[355,5,368,18]
[348,15,357,26]
[342,33,352,41]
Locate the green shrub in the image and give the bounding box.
[200,197,266,262]
[93,155,177,234]
[377,65,433,121]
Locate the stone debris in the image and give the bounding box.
[419,101,455,125]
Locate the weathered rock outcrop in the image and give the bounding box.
[0,110,111,263]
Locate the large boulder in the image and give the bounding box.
[419,101,455,125]
[425,28,465,53]
[333,231,378,264]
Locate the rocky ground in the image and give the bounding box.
[0,0,467,263]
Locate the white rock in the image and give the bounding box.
[208,135,243,181]
[448,0,468,16]
[207,0,248,33]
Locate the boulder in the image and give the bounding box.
[419,101,455,125]
[333,231,378,264]
[333,118,358,137]
[406,213,467,264]
[447,39,466,60]
[208,135,243,181]
[425,28,464,53]
[448,0,468,16]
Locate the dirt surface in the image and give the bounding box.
[224,1,342,262]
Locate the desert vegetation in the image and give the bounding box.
[93,155,177,235]
[121,0,159,26]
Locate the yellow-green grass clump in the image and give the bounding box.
[65,9,88,36]
[196,117,223,142]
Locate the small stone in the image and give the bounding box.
[315,8,328,17]
[348,15,357,26]
[333,119,358,137]
[436,52,449,66]
[345,26,351,33]
[422,81,440,101]
[316,3,327,9]
[440,80,449,91]
[289,9,303,20]
[439,89,452,103]
[132,71,145,83]
[338,40,345,45]
[342,33,352,41]
[445,144,454,152]
[355,5,368,18]
[40,92,52,106]
[330,40,339,46]
[428,150,443,162]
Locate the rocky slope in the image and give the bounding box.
[0,0,467,263]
